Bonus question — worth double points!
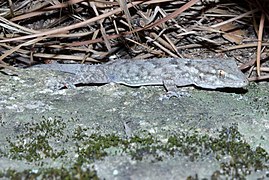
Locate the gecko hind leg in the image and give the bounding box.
[160,80,190,100]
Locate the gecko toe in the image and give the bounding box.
[159,91,190,100]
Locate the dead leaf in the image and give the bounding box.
[218,22,245,44]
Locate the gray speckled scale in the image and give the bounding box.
[34,58,248,92]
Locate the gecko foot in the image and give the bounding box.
[159,91,190,101]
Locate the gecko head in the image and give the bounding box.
[193,68,248,89]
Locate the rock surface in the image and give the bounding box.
[0,68,268,179]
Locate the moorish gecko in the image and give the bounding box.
[33,58,248,96]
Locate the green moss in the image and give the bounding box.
[0,166,99,179]
[77,134,123,162]
[182,126,269,179]
[1,117,268,179]
[6,116,68,161]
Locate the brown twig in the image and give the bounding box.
[0,1,145,43]
[256,12,265,77]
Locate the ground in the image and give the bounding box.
[0,67,268,179]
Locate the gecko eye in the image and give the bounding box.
[218,70,226,77]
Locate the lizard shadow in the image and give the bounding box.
[59,83,107,89]
[0,70,18,76]
[60,83,248,95]
[195,86,248,94]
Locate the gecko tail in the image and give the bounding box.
[31,63,84,74]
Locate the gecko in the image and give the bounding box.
[33,58,248,96]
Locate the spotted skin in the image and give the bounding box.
[34,58,248,93]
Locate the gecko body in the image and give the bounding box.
[34,58,248,92]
